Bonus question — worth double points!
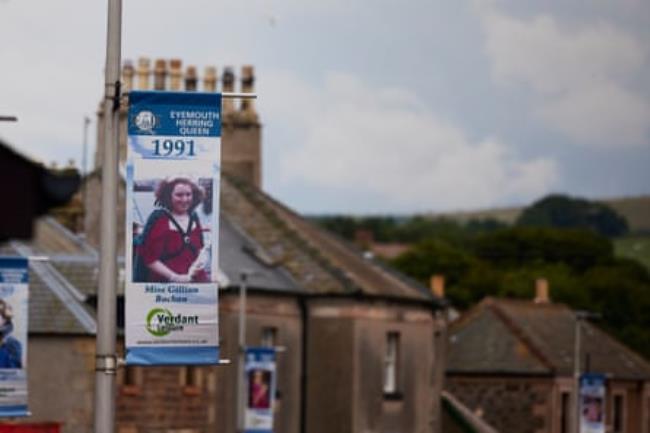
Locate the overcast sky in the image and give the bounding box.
[1,0,648,214]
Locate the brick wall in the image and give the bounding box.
[117,366,216,433]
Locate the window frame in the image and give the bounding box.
[383,331,402,400]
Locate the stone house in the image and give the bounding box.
[446,283,650,433]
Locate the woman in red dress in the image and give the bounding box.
[138,176,209,283]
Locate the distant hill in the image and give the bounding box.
[435,195,650,233]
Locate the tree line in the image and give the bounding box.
[312,194,650,359]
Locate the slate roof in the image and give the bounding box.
[448,297,650,380]
[0,241,96,335]
[221,175,435,302]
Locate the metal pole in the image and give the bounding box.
[94,0,122,431]
[81,116,91,227]
[82,116,91,176]
[573,314,582,433]
[237,272,249,433]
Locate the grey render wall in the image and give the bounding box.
[306,299,439,433]
[218,293,303,433]
[27,335,96,433]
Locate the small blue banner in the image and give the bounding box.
[0,257,29,418]
[244,347,276,433]
[580,373,606,433]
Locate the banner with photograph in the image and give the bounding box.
[579,373,606,433]
[0,257,29,417]
[244,347,276,433]
[125,91,221,365]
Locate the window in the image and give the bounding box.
[560,392,570,433]
[124,367,139,386]
[119,366,142,396]
[261,327,277,348]
[383,332,400,397]
[180,366,202,396]
[613,394,625,433]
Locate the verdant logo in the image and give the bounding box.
[146,308,173,337]
[145,308,200,337]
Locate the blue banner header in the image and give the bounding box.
[128,91,222,137]
[0,257,28,284]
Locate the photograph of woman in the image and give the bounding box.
[0,299,22,369]
[134,176,210,283]
[248,369,271,409]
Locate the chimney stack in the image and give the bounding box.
[169,59,182,91]
[153,59,167,90]
[203,66,217,92]
[430,275,445,299]
[122,60,134,93]
[136,57,151,90]
[534,278,550,304]
[222,67,235,112]
[185,66,198,91]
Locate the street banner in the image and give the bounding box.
[579,373,606,433]
[0,257,29,417]
[244,347,276,433]
[125,91,221,365]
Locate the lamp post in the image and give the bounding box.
[94,0,122,432]
[237,270,258,433]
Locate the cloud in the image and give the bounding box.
[477,2,650,148]
[265,71,557,212]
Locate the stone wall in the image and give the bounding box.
[446,376,553,433]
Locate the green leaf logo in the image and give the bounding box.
[146,307,173,337]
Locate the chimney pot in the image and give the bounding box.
[534,278,550,303]
[136,57,151,90]
[153,58,167,90]
[185,66,198,92]
[222,67,235,112]
[203,66,217,92]
[430,275,445,299]
[169,58,182,91]
[122,60,135,93]
[240,65,256,114]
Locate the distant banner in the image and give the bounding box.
[244,347,276,433]
[125,91,222,365]
[580,373,606,433]
[0,257,29,417]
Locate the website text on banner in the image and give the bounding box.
[125,91,222,366]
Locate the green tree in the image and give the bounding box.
[517,194,629,237]
[473,227,613,272]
